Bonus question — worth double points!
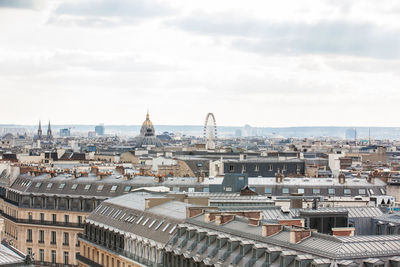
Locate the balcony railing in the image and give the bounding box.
[33,260,77,267]
[75,254,103,267]
[0,210,84,228]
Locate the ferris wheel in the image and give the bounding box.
[204,113,217,150]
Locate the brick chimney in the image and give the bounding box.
[262,224,283,237]
[332,227,355,237]
[338,172,346,184]
[186,207,205,218]
[248,218,260,226]
[205,212,217,223]
[97,172,106,180]
[197,174,205,183]
[154,176,164,183]
[91,166,99,176]
[367,173,375,184]
[276,173,283,183]
[116,165,124,175]
[289,229,311,243]
[278,219,305,227]
[215,214,235,225]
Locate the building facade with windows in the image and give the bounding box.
[223,158,306,177]
[77,192,188,267]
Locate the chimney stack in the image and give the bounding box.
[367,172,375,184]
[248,218,260,226]
[289,228,311,243]
[262,224,283,237]
[275,173,283,183]
[154,176,164,183]
[197,174,205,183]
[332,227,355,237]
[91,166,99,176]
[215,214,235,225]
[338,172,346,184]
[116,165,125,175]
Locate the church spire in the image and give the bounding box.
[146,110,150,120]
[47,120,53,140]
[37,120,42,139]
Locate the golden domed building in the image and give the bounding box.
[135,111,162,147]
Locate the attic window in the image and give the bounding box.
[84,184,91,190]
[369,188,375,195]
[35,182,42,188]
[59,183,66,189]
[313,188,320,195]
[97,184,104,191]
[71,184,78,190]
[124,186,131,192]
[47,183,53,189]
[111,185,118,192]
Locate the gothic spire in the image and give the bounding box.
[37,120,42,139]
[47,120,53,140]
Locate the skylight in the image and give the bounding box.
[59,183,66,189]
[47,183,53,189]
[84,184,91,190]
[71,184,78,190]
[149,220,156,228]
[136,216,144,224]
[35,182,42,188]
[97,184,104,191]
[111,185,118,192]
[142,218,150,226]
[155,221,163,230]
[169,225,177,234]
[162,223,171,232]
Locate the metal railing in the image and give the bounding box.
[33,260,77,267]
[0,210,84,228]
[75,254,103,267]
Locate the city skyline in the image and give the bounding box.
[1,0,400,127]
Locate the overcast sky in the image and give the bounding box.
[1,0,400,127]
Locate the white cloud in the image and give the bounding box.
[1,0,400,127]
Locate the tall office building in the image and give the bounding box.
[95,124,105,136]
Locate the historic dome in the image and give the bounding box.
[140,111,156,137]
[135,111,162,147]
